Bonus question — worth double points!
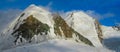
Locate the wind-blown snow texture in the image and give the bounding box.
[0,4,120,52]
[3,39,112,52]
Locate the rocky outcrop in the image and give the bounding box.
[11,13,93,46]
[12,15,50,43]
[53,14,93,46]
[94,19,103,43]
[53,14,73,38]
[112,26,120,31]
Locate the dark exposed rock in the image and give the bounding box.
[53,14,73,38]
[11,13,93,46]
[73,31,94,46]
[53,13,93,46]
[13,13,25,30]
[94,19,103,43]
[112,26,120,31]
[20,13,25,17]
[12,15,50,43]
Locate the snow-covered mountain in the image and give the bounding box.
[0,4,120,52]
[65,11,103,47]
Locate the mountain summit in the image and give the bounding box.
[0,4,120,52]
[65,11,103,47]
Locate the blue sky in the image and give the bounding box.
[0,0,120,26]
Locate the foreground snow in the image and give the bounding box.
[3,39,113,52]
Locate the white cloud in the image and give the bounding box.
[103,13,115,18]
[45,1,53,11]
[53,10,115,20]
[38,1,53,11]
[0,5,116,33]
[115,22,120,26]
[85,10,115,20]
[0,9,22,33]
[46,1,53,7]
[0,3,54,33]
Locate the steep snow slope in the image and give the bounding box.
[0,4,55,50]
[65,11,103,47]
[3,39,112,52]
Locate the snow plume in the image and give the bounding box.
[0,9,22,33]
[58,10,84,19]
[38,1,53,12]
[85,10,115,20]
[54,10,114,20]
[55,10,115,21]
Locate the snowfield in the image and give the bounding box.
[3,39,113,52]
